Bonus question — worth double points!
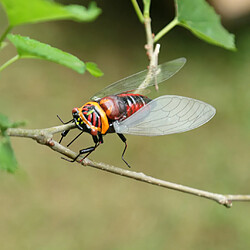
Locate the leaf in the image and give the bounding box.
[86,62,104,77]
[175,0,236,50]
[0,0,101,27]
[0,113,12,133]
[0,135,18,173]
[65,2,102,22]
[0,113,25,134]
[0,114,24,173]
[7,34,86,74]
[0,41,8,50]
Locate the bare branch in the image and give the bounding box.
[6,125,250,208]
[144,17,154,60]
[142,6,161,91]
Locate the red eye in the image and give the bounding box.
[72,108,78,114]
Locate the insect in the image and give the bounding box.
[58,58,216,167]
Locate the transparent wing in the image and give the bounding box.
[113,95,216,136]
[91,58,186,101]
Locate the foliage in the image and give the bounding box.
[175,0,235,50]
[7,34,86,74]
[86,62,104,78]
[0,114,24,172]
[0,0,101,26]
[0,0,102,75]
[136,0,236,50]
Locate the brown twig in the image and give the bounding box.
[7,125,250,208]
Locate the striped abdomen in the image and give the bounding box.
[117,94,151,118]
[99,94,151,121]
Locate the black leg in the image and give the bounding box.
[62,144,99,162]
[59,130,70,144]
[117,133,131,168]
[67,131,84,147]
[98,133,104,144]
[62,135,101,163]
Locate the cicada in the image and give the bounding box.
[59,58,216,167]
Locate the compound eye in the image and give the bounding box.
[72,107,78,114]
[90,129,98,136]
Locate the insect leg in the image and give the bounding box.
[98,133,104,144]
[61,143,100,163]
[117,133,131,168]
[61,135,100,163]
[59,130,70,144]
[67,131,84,147]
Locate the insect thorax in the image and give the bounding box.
[75,102,109,135]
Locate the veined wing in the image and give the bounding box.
[91,58,186,101]
[113,95,216,136]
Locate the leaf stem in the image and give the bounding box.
[143,0,151,18]
[131,0,144,23]
[154,18,179,43]
[0,55,20,72]
[0,26,12,44]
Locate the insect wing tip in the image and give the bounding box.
[175,57,187,68]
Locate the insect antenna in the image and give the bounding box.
[57,115,73,124]
[67,131,84,147]
[57,115,74,144]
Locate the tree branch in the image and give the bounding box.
[7,124,250,208]
[133,3,161,94]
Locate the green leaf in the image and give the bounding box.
[175,0,236,50]
[0,41,8,50]
[0,113,12,133]
[0,113,25,134]
[0,135,18,173]
[0,0,101,27]
[86,62,104,77]
[65,2,102,22]
[7,34,86,74]
[0,114,24,173]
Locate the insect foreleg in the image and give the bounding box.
[117,133,131,168]
[59,130,70,144]
[67,131,84,147]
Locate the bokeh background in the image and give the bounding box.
[0,1,250,249]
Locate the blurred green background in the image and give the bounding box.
[0,1,250,249]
